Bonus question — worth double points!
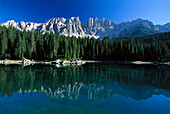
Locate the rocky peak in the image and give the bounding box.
[1,17,170,39]
[1,20,17,27]
[156,23,170,32]
[81,17,116,38]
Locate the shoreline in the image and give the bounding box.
[0,60,169,65]
[101,60,170,65]
[0,59,101,65]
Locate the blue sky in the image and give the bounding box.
[0,0,170,25]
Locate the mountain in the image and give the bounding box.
[156,23,170,32]
[1,17,88,38]
[1,17,170,39]
[81,17,116,38]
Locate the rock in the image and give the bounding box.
[1,17,169,39]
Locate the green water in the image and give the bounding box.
[0,63,169,114]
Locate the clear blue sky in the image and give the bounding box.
[0,0,170,25]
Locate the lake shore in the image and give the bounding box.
[102,60,170,65]
[0,60,169,65]
[0,59,101,65]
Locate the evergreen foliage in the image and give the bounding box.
[0,26,169,61]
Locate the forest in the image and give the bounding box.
[0,26,170,61]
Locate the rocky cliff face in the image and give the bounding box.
[82,17,116,38]
[110,19,157,38]
[1,17,170,39]
[1,17,87,38]
[156,23,170,32]
[39,17,86,37]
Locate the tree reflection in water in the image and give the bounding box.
[0,63,169,100]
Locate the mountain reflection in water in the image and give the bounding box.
[0,63,169,100]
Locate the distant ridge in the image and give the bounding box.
[1,17,170,39]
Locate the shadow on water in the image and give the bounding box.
[0,63,169,100]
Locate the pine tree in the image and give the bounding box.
[0,28,8,59]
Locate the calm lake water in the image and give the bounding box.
[0,63,169,114]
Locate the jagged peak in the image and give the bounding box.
[95,17,98,21]
[2,20,16,24]
[156,22,170,26]
[20,21,25,24]
[1,17,170,39]
[46,17,81,23]
[99,18,105,22]
[131,18,153,23]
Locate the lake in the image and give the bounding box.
[0,63,169,114]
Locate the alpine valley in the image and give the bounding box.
[1,17,170,39]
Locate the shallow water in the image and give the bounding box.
[0,63,169,114]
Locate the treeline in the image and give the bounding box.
[0,26,170,61]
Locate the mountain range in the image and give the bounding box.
[1,17,170,39]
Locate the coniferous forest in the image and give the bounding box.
[0,26,170,61]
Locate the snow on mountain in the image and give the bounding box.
[1,17,170,39]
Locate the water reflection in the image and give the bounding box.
[0,63,169,100]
